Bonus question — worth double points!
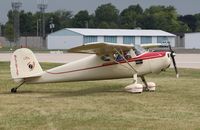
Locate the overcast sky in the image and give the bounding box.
[1,0,200,24]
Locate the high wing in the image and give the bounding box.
[68,42,166,55]
[141,43,166,49]
[68,42,134,55]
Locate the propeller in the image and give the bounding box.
[168,42,179,78]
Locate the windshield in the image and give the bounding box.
[134,45,147,56]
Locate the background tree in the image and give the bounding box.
[20,11,35,35]
[4,10,14,41]
[4,23,14,42]
[178,15,196,32]
[45,10,73,33]
[193,13,200,32]
[120,4,143,29]
[140,5,189,32]
[4,3,200,36]
[95,3,119,28]
[72,10,90,28]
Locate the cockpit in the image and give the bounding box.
[134,45,147,56]
[101,45,147,62]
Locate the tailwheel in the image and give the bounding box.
[10,81,25,93]
[11,88,17,93]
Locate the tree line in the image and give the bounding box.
[2,3,200,41]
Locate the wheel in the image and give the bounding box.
[11,88,17,93]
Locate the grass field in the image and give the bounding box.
[0,62,200,130]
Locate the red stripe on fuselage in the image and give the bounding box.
[103,51,166,66]
[46,52,166,75]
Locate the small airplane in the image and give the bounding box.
[10,42,178,93]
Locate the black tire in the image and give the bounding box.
[11,88,17,93]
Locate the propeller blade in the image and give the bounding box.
[170,51,179,78]
[168,42,179,78]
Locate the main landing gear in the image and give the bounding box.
[11,81,25,93]
[125,74,156,93]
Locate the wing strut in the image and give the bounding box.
[113,47,138,83]
[113,48,137,73]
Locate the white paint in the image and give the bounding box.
[135,37,140,45]
[152,36,157,43]
[168,37,175,47]
[185,33,200,49]
[117,36,123,43]
[47,29,176,49]
[47,35,83,49]
[67,28,175,37]
[97,36,104,42]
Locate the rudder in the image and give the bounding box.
[10,48,43,81]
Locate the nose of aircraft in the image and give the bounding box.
[165,51,179,78]
[166,52,171,67]
[162,52,171,69]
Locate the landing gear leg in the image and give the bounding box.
[133,74,138,84]
[11,82,25,93]
[141,76,149,91]
[141,76,156,92]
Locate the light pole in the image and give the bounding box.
[0,23,2,36]
[11,0,22,47]
[37,19,41,36]
[37,0,47,48]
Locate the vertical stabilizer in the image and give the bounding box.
[10,48,43,80]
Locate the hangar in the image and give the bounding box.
[184,32,200,49]
[47,28,176,49]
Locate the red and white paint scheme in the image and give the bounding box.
[10,42,176,93]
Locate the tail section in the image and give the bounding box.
[10,48,43,81]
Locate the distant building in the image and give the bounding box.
[185,32,200,49]
[47,28,176,49]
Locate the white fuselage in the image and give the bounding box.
[25,51,171,84]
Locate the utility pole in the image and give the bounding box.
[0,23,2,36]
[37,0,47,49]
[11,0,22,47]
[37,19,41,36]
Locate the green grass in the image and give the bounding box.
[0,62,200,130]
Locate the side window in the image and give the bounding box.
[135,50,141,56]
[114,53,123,61]
[101,55,111,61]
[124,51,132,60]
[113,51,132,62]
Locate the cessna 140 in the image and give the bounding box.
[10,42,178,93]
